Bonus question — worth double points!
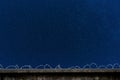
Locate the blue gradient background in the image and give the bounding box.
[0,0,120,67]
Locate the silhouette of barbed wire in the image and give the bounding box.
[83,64,91,68]
[43,64,52,69]
[98,65,106,69]
[74,66,81,69]
[67,66,81,69]
[90,63,98,68]
[55,65,62,69]
[0,64,4,69]
[35,65,45,69]
[20,65,32,69]
[113,63,120,68]
[1,63,120,69]
[106,64,114,69]
[6,65,19,69]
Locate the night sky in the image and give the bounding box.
[0,0,120,67]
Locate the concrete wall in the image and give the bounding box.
[0,69,119,80]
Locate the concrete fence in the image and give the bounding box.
[0,69,120,80]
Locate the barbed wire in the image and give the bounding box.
[1,63,120,69]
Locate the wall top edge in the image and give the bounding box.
[0,69,119,73]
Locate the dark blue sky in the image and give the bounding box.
[0,0,120,67]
